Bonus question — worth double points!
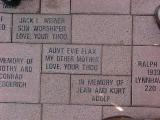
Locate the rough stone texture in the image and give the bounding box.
[72,15,132,45]
[0,13,11,42]
[132,0,160,15]
[71,75,131,106]
[41,0,70,14]
[13,14,71,43]
[71,0,130,14]
[0,103,41,120]
[41,74,70,104]
[133,16,160,45]
[42,44,101,74]
[43,104,102,120]
[102,46,131,75]
[0,0,40,13]
[0,44,41,103]
[132,46,160,106]
[103,106,160,119]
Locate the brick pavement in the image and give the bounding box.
[0,0,160,120]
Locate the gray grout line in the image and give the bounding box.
[69,74,72,104]
[0,101,157,107]
[70,0,71,14]
[41,72,101,75]
[0,42,160,47]
[39,74,42,103]
[41,44,43,74]
[39,44,43,103]
[39,102,70,105]
[0,102,41,104]
[41,72,131,76]
[11,13,71,15]
[1,101,160,108]
[0,12,155,16]
[131,15,134,106]
[71,13,131,15]
[1,42,160,47]
[131,48,133,107]
[10,13,13,43]
[132,14,155,16]
[71,14,73,44]
[0,12,156,16]
[39,0,41,14]
[41,104,43,120]
[130,0,132,15]
[101,106,103,120]
[101,45,103,75]
[131,15,136,47]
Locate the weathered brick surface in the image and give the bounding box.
[41,0,70,14]
[71,0,130,14]
[0,44,41,103]
[42,44,101,74]
[132,0,160,15]
[43,104,102,120]
[13,14,71,43]
[0,103,41,120]
[71,75,131,105]
[72,15,132,45]
[0,13,11,42]
[102,46,131,75]
[133,16,160,45]
[41,74,70,104]
[132,46,160,106]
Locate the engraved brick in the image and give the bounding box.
[0,103,41,120]
[103,106,160,119]
[41,0,70,14]
[0,44,41,103]
[41,74,70,104]
[42,44,101,74]
[133,16,160,45]
[102,46,131,75]
[132,46,160,106]
[72,15,132,45]
[0,13,11,42]
[0,0,40,13]
[13,14,71,43]
[43,104,102,120]
[71,0,130,14]
[71,75,131,105]
[132,0,160,15]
